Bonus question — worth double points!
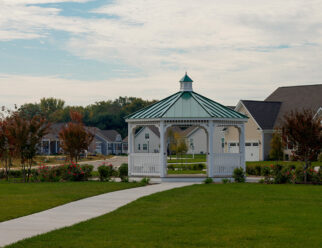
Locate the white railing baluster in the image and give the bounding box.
[213,153,242,176]
[129,153,161,176]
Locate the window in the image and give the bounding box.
[230,143,236,147]
[221,138,225,148]
[138,144,141,150]
[95,142,102,154]
[252,143,259,146]
[245,143,251,146]
[145,133,149,139]
[143,144,147,150]
[108,143,113,149]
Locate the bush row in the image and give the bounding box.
[247,164,322,184]
[0,163,130,183]
[97,163,128,182]
[167,163,206,171]
[260,164,322,184]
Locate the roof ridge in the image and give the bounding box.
[160,91,183,117]
[190,92,213,117]
[242,100,282,103]
[125,91,180,119]
[277,84,322,88]
[192,91,248,119]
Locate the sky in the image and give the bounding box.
[1,0,322,108]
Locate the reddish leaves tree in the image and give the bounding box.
[7,113,50,182]
[0,119,15,180]
[59,111,94,163]
[282,109,322,183]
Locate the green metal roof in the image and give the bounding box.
[126,91,248,120]
[180,73,193,83]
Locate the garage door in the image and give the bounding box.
[245,142,259,161]
[228,142,259,161]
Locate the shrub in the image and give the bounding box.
[98,163,116,181]
[63,164,87,181]
[233,167,246,183]
[258,178,265,184]
[81,164,94,180]
[222,178,230,184]
[318,153,322,162]
[167,164,175,170]
[271,164,291,184]
[254,165,262,176]
[204,177,213,184]
[140,177,150,185]
[33,165,61,182]
[118,163,128,182]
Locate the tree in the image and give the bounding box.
[59,111,94,163]
[171,132,188,158]
[269,131,284,161]
[7,113,50,182]
[0,118,14,180]
[40,97,65,120]
[281,109,322,183]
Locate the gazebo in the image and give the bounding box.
[126,73,248,181]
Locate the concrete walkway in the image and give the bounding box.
[0,183,193,247]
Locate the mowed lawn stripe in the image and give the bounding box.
[7,184,322,248]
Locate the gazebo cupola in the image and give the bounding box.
[179,72,193,92]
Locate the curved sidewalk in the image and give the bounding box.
[0,182,193,247]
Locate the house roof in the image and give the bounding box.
[126,91,247,120]
[44,123,121,142]
[135,125,182,138]
[240,100,282,130]
[265,84,322,127]
[43,123,66,140]
[180,126,198,137]
[99,130,121,142]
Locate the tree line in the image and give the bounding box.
[18,97,157,138]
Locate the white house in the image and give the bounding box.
[134,126,160,153]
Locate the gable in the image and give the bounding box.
[240,100,281,130]
[265,84,322,127]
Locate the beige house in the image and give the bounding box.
[225,84,322,161]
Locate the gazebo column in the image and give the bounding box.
[207,121,215,177]
[159,121,166,177]
[238,124,246,171]
[128,123,135,176]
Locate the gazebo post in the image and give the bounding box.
[207,121,214,177]
[128,123,136,176]
[159,121,166,177]
[238,124,246,171]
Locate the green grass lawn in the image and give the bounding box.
[167,170,206,174]
[246,160,322,167]
[0,181,142,222]
[168,154,207,163]
[7,184,322,248]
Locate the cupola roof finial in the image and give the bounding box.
[179,72,193,83]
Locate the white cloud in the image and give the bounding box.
[0,0,322,106]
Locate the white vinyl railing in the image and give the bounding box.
[213,153,242,176]
[129,153,160,176]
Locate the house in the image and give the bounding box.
[225,84,322,161]
[40,123,124,156]
[133,125,225,155]
[134,126,161,153]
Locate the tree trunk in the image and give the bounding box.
[304,159,308,184]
